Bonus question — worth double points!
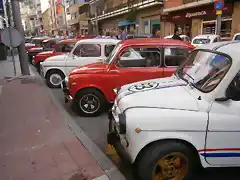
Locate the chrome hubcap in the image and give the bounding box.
[49,74,62,86]
[79,94,100,114]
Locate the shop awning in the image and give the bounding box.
[118,21,136,27]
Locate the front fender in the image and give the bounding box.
[123,108,207,164]
[70,82,107,101]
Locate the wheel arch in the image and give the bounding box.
[74,86,107,101]
[134,138,202,168]
[45,68,66,78]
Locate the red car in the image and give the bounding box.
[25,36,50,52]
[64,39,195,116]
[33,39,78,72]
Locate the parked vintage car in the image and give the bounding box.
[62,39,194,116]
[107,41,240,180]
[33,39,78,72]
[27,38,63,64]
[164,34,190,42]
[25,36,50,52]
[191,34,220,47]
[40,38,120,88]
[232,32,240,40]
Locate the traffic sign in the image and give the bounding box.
[214,0,224,10]
[0,27,23,48]
[216,10,222,15]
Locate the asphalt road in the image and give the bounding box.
[51,88,240,180]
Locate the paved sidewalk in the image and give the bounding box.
[0,56,35,78]
[0,78,106,180]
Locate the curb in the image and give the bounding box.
[29,65,126,180]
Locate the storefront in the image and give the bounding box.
[161,3,233,40]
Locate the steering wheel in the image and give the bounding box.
[231,73,240,91]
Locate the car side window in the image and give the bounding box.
[116,47,161,68]
[213,38,218,43]
[80,44,101,57]
[164,47,189,66]
[105,45,116,57]
[62,43,75,52]
[72,44,81,56]
[226,71,240,101]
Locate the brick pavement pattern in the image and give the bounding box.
[0,78,105,180]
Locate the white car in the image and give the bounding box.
[232,33,240,41]
[164,34,190,42]
[191,34,220,47]
[40,38,120,88]
[108,41,240,180]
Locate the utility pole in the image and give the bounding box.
[11,0,30,75]
[214,0,224,36]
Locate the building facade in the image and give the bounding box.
[20,0,44,36]
[42,8,51,35]
[67,0,90,36]
[89,0,163,35]
[161,0,240,40]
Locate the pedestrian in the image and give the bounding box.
[119,27,127,40]
[172,28,182,41]
[151,28,161,38]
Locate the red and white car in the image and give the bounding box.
[33,39,78,72]
[62,39,195,116]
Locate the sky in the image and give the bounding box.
[41,0,49,13]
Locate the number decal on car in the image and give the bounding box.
[128,82,159,92]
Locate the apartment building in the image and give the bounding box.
[89,0,164,35]
[20,0,44,36]
[67,0,90,36]
[42,8,51,35]
[161,0,240,40]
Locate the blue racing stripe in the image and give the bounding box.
[201,153,240,157]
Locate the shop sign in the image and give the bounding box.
[162,3,232,22]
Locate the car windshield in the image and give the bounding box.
[176,50,231,93]
[32,39,43,46]
[105,43,122,64]
[193,38,210,44]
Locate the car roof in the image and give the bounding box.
[164,35,189,38]
[33,36,50,40]
[59,39,79,44]
[120,38,194,48]
[75,38,120,45]
[193,34,219,40]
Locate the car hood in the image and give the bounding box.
[38,51,53,55]
[44,54,68,62]
[116,76,199,112]
[70,62,109,75]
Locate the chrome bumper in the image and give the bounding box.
[61,79,72,103]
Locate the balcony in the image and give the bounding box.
[91,0,163,21]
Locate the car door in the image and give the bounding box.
[65,43,102,75]
[109,45,164,87]
[163,46,190,77]
[207,70,240,166]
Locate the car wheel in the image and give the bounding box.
[136,141,200,180]
[74,88,106,117]
[46,70,65,88]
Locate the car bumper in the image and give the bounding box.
[61,80,73,103]
[107,110,131,164]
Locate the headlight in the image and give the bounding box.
[113,87,121,94]
[118,113,126,134]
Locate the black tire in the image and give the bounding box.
[45,70,65,88]
[74,88,107,117]
[35,62,41,73]
[136,141,200,180]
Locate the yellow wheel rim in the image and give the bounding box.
[152,152,188,180]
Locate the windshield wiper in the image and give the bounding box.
[183,72,195,83]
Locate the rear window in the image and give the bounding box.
[193,38,210,44]
[55,43,76,52]
[234,35,240,40]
